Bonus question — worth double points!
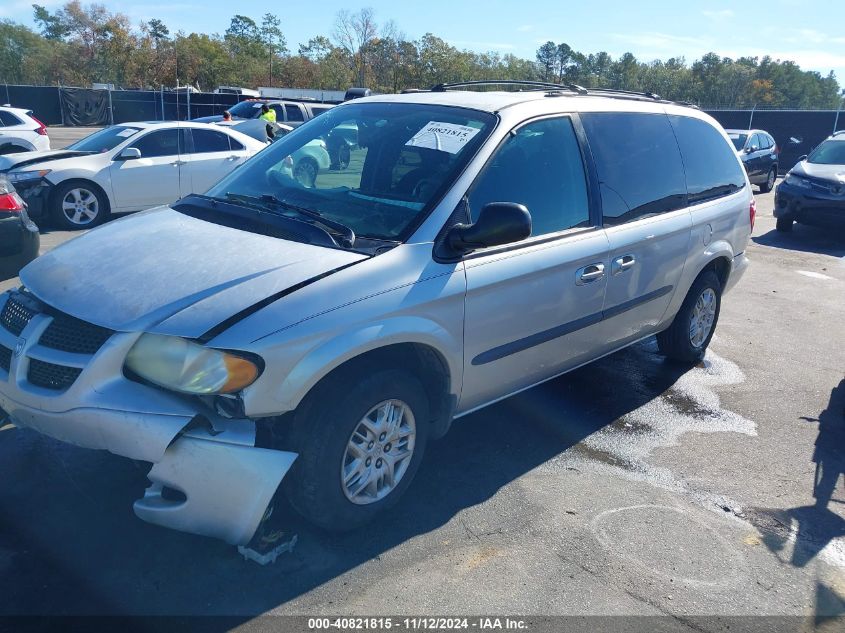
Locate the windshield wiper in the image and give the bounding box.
[224,192,356,248]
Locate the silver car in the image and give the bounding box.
[0,82,752,545]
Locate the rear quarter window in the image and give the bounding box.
[581,112,687,226]
[669,115,746,204]
[0,111,23,127]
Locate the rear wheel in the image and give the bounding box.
[332,143,351,170]
[50,181,109,230]
[657,270,722,363]
[760,167,776,193]
[285,368,429,531]
[776,217,794,232]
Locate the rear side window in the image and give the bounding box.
[468,117,590,237]
[0,111,22,126]
[582,112,686,225]
[191,128,231,153]
[285,104,304,122]
[669,116,746,204]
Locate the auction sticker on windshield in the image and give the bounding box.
[405,121,481,154]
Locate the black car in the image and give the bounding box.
[774,131,845,232]
[727,129,779,192]
[0,175,39,280]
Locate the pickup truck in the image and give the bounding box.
[193,99,334,128]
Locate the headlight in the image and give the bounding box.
[8,169,51,184]
[125,333,262,395]
[784,173,811,189]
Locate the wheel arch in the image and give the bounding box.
[48,176,113,215]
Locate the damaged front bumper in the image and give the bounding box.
[0,291,296,545]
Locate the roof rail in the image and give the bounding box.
[430,80,588,95]
[586,87,664,101]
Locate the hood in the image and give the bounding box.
[792,161,845,182]
[20,207,368,338]
[0,150,90,172]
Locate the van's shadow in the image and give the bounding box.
[752,225,845,257]
[0,341,690,621]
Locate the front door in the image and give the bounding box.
[109,128,186,211]
[460,116,610,413]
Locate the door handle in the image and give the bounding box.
[171,160,187,166]
[227,155,239,161]
[612,254,636,275]
[576,263,605,285]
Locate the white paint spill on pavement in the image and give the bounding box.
[796,270,834,280]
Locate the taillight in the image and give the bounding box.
[749,198,756,232]
[32,116,47,136]
[0,191,25,212]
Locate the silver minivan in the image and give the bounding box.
[0,82,752,545]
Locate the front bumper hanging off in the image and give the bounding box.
[0,291,297,545]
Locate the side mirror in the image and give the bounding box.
[746,145,758,153]
[115,147,141,161]
[798,155,808,162]
[445,202,532,256]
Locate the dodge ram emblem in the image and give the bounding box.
[14,339,25,357]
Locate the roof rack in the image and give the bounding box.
[430,80,588,95]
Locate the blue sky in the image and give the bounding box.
[4,0,845,85]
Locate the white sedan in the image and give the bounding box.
[0,121,265,229]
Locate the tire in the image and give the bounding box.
[285,368,430,531]
[656,270,722,363]
[293,158,318,188]
[760,167,776,193]
[776,217,794,232]
[50,180,109,230]
[333,143,351,170]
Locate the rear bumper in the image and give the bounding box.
[0,211,39,280]
[0,291,296,545]
[775,182,845,227]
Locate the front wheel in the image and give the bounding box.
[657,270,722,363]
[285,369,430,531]
[50,181,109,230]
[293,158,318,188]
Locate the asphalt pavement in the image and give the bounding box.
[0,183,844,629]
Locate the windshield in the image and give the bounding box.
[67,126,141,152]
[807,140,845,165]
[228,101,263,118]
[728,133,747,151]
[206,102,497,242]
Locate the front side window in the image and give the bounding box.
[285,104,305,122]
[582,112,687,225]
[128,129,182,158]
[206,102,496,242]
[68,126,141,153]
[468,117,589,237]
[807,140,845,165]
[669,115,746,204]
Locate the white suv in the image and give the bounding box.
[0,81,752,546]
[0,106,50,154]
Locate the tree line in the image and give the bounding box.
[0,2,841,109]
